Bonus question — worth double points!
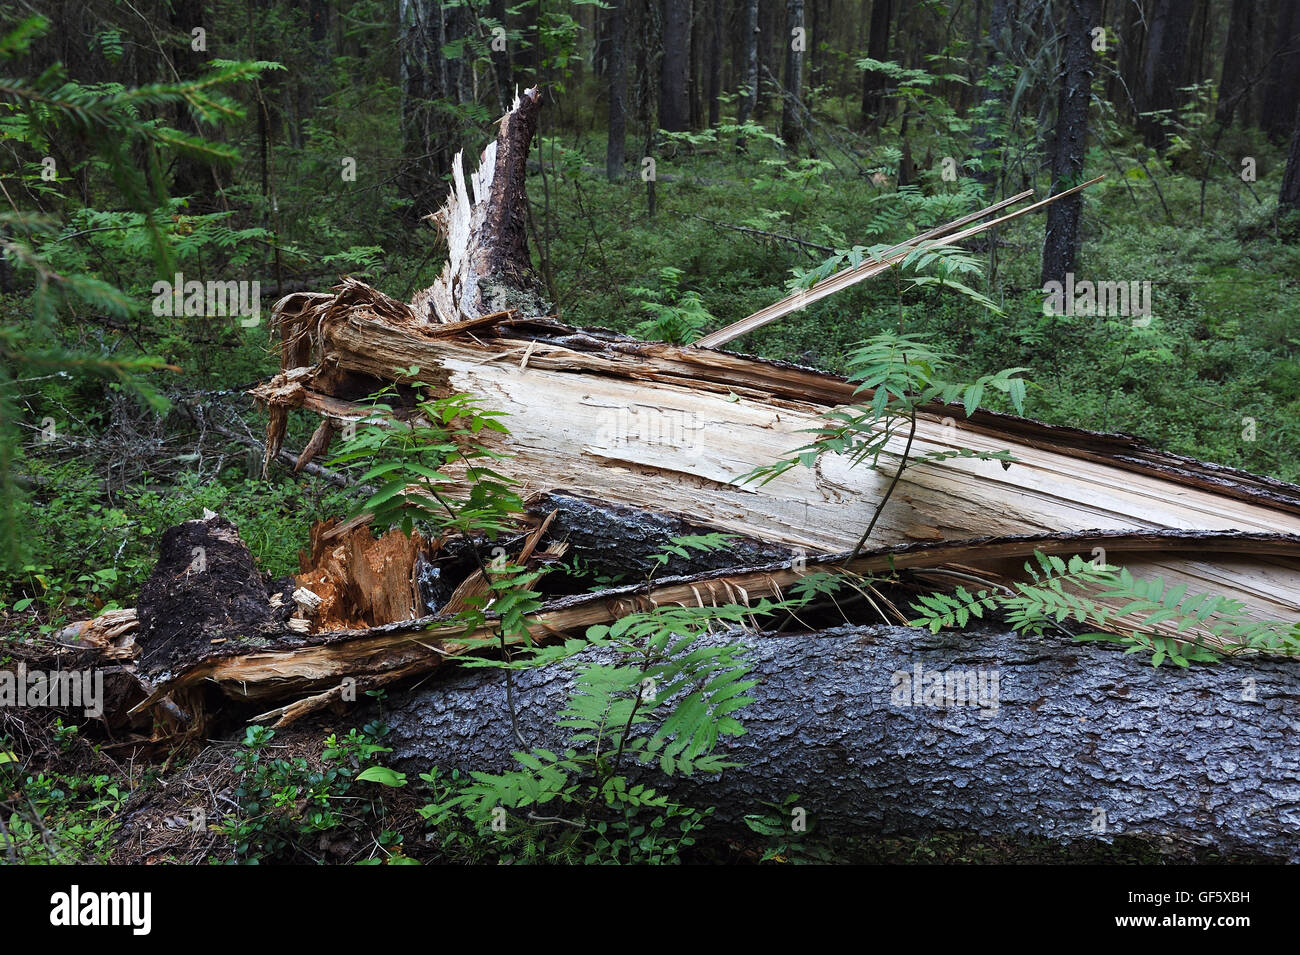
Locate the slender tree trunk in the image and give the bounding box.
[169,0,210,204]
[781,0,805,145]
[1217,0,1256,126]
[1041,0,1098,286]
[608,0,628,180]
[861,0,894,129]
[659,0,692,130]
[1114,0,1146,120]
[809,0,825,91]
[737,0,760,129]
[708,0,723,126]
[1262,0,1300,142]
[490,0,513,111]
[973,0,1013,188]
[1139,0,1192,147]
[690,0,704,128]
[1281,102,1300,214]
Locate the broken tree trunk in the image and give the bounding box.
[123,521,1300,724]
[380,622,1300,861]
[411,87,548,325]
[251,294,1300,643]
[75,509,1300,860]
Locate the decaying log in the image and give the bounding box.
[135,513,294,678]
[125,525,1300,724]
[381,622,1300,861]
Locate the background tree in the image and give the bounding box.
[1041,0,1098,285]
[659,0,691,131]
[781,0,805,146]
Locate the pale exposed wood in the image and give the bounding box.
[413,88,546,325]
[250,285,1300,636]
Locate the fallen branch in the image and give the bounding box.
[693,182,1097,348]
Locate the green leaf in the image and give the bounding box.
[355,767,407,787]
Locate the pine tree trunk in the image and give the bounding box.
[1217,0,1257,126]
[1139,0,1192,147]
[607,0,628,180]
[737,0,760,129]
[490,0,513,111]
[1262,0,1300,142]
[659,0,692,130]
[1281,102,1300,213]
[707,0,723,127]
[383,623,1300,860]
[1040,0,1097,286]
[781,0,805,146]
[860,0,894,129]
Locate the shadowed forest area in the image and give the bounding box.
[1,0,1299,872]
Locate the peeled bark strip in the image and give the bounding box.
[382,623,1300,861]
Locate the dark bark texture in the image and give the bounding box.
[1281,101,1300,213]
[528,492,797,579]
[1216,0,1256,126]
[1040,0,1096,286]
[737,0,760,128]
[385,624,1300,860]
[860,0,894,128]
[659,0,692,130]
[1139,0,1192,147]
[781,0,805,145]
[1262,0,1300,142]
[607,0,627,180]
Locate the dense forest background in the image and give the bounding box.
[2,0,1299,632]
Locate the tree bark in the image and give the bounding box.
[659,0,692,130]
[1216,0,1256,126]
[1138,0,1192,147]
[607,0,628,179]
[707,0,723,127]
[489,0,513,112]
[383,623,1300,860]
[1262,0,1300,142]
[736,0,760,131]
[860,0,894,129]
[1040,0,1097,287]
[973,0,1013,188]
[781,0,805,146]
[1280,101,1300,214]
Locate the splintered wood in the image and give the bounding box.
[296,521,430,630]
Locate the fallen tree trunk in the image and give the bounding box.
[251,297,1300,640]
[124,520,1300,726]
[381,622,1300,861]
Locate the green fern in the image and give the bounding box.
[909,551,1300,666]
